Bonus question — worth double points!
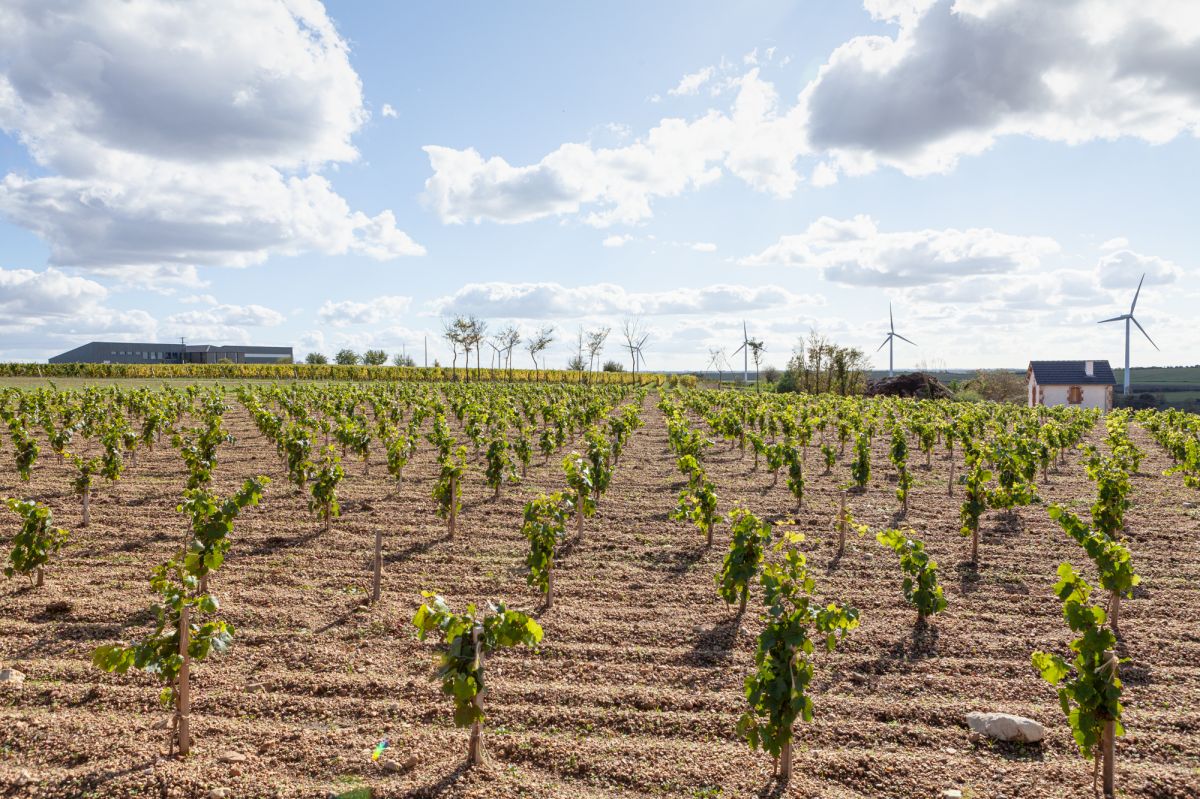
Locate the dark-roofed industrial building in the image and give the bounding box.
[1026,360,1116,411]
[49,342,293,365]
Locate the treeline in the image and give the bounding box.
[0,362,696,386]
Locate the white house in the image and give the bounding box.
[1027,360,1116,411]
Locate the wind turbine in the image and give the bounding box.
[1099,272,1158,395]
[876,303,915,378]
[732,321,752,385]
[631,333,649,376]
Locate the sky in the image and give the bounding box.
[1,0,1198,372]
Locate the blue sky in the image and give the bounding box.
[1,0,1197,370]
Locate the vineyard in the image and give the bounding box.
[1,381,1198,798]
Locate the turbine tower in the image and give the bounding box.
[876,303,915,378]
[732,321,751,385]
[1098,272,1158,395]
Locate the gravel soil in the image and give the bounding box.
[1,393,1198,799]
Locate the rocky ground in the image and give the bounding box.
[1,392,1198,798]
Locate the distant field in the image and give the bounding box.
[1115,366,1200,386]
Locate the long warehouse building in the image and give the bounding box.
[49,342,293,365]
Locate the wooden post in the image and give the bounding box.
[35,566,44,588]
[1109,591,1121,638]
[838,491,847,554]
[1101,719,1116,798]
[779,737,792,783]
[948,457,955,497]
[706,520,713,548]
[546,562,554,610]
[467,624,485,765]
[82,490,90,527]
[971,527,979,566]
[371,528,383,604]
[448,476,458,537]
[177,605,191,757]
[576,505,584,538]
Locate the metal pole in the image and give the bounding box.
[1124,319,1131,395]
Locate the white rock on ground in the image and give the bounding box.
[966,712,1045,743]
[0,668,26,685]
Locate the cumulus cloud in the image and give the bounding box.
[602,234,632,248]
[421,1,1200,224]
[1095,248,1183,289]
[740,215,1059,286]
[421,69,804,226]
[691,242,718,252]
[804,0,1200,179]
[428,282,822,318]
[166,303,285,328]
[0,265,157,355]
[0,0,423,275]
[381,103,398,118]
[669,66,716,96]
[318,295,414,326]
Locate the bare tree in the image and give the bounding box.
[496,325,521,379]
[586,326,611,378]
[443,317,466,378]
[464,316,487,381]
[706,348,728,389]
[526,326,555,380]
[621,317,644,374]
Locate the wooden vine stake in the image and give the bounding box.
[82,489,91,528]
[448,475,458,538]
[546,562,555,610]
[371,528,383,604]
[177,605,191,757]
[1101,717,1116,798]
[467,623,485,765]
[947,456,955,497]
[837,491,848,555]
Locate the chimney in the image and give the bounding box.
[1085,360,1094,377]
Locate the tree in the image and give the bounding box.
[443,317,466,378]
[525,326,555,379]
[305,352,328,365]
[602,360,625,372]
[748,339,765,390]
[777,332,870,395]
[621,317,644,374]
[567,354,586,372]
[412,594,543,765]
[586,326,611,373]
[496,325,521,377]
[362,349,388,366]
[392,352,417,367]
[334,349,359,366]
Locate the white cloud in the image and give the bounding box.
[691,242,718,252]
[0,0,423,275]
[1095,248,1183,289]
[0,265,158,356]
[179,294,219,306]
[1100,237,1130,251]
[422,69,804,226]
[428,281,822,318]
[603,234,632,248]
[166,303,285,328]
[803,0,1200,179]
[740,215,1060,286]
[421,1,1200,223]
[318,295,414,326]
[381,103,398,118]
[669,66,716,96]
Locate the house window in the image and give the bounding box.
[1068,385,1083,404]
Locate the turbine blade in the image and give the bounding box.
[733,343,746,355]
[876,336,891,353]
[1097,315,1126,324]
[890,303,894,333]
[1131,272,1145,313]
[1131,317,1159,351]
[894,334,916,346]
